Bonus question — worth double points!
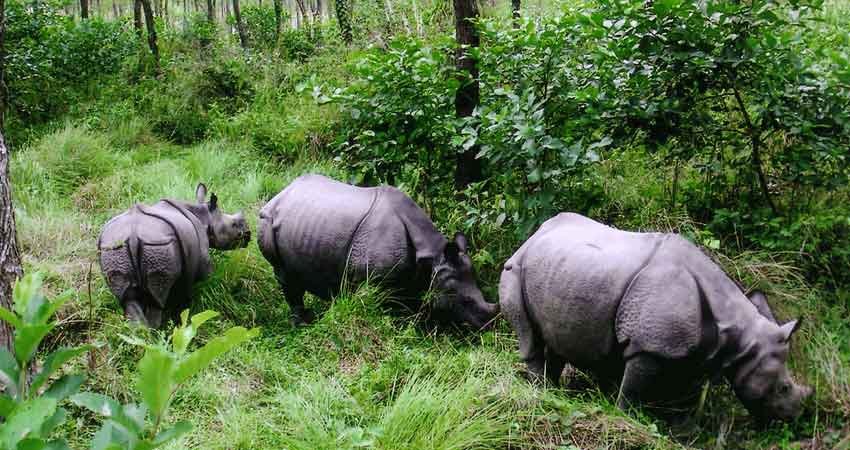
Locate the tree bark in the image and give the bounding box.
[140,0,160,72]
[81,0,90,18]
[0,0,16,353]
[273,0,282,37]
[453,0,482,189]
[0,0,7,130]
[134,0,143,38]
[511,0,520,26]
[231,0,248,48]
[206,0,214,22]
[334,0,351,43]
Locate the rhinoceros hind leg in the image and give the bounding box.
[500,266,548,383]
[617,353,662,411]
[274,267,313,325]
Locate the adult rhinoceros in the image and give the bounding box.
[257,174,498,328]
[500,212,811,422]
[98,184,250,327]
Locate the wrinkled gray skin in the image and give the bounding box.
[258,174,498,328]
[500,212,812,422]
[98,184,250,327]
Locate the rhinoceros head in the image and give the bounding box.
[195,183,251,250]
[731,301,812,422]
[430,233,499,330]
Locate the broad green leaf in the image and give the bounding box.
[31,346,92,394]
[0,397,57,449]
[89,422,133,450]
[122,403,148,433]
[32,291,72,326]
[12,273,43,321]
[70,394,141,435]
[172,310,218,355]
[43,375,85,402]
[14,324,54,366]
[152,421,192,447]
[17,438,48,450]
[0,349,20,399]
[39,407,67,436]
[43,439,72,450]
[0,394,16,416]
[136,347,176,421]
[0,307,22,329]
[173,327,259,384]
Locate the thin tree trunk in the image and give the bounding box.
[81,0,89,18]
[334,0,351,43]
[731,86,778,215]
[112,0,119,18]
[511,0,519,26]
[0,132,18,353]
[453,0,481,189]
[0,0,16,353]
[206,0,214,22]
[140,0,160,72]
[134,0,143,37]
[232,0,248,48]
[273,0,282,37]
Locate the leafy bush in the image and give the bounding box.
[241,5,284,48]
[71,310,259,449]
[0,273,89,450]
[5,0,136,122]
[140,51,255,143]
[315,37,459,187]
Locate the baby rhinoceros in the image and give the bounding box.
[258,174,498,328]
[98,184,250,327]
[500,213,812,422]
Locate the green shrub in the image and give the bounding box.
[0,273,90,450]
[5,0,136,123]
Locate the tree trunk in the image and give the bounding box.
[273,0,282,37]
[134,0,143,37]
[140,0,160,72]
[112,0,119,18]
[81,0,89,18]
[334,0,351,43]
[452,0,481,189]
[232,0,248,48]
[0,0,16,353]
[206,0,214,22]
[511,0,519,26]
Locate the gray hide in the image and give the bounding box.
[500,212,811,422]
[257,174,498,328]
[98,184,250,327]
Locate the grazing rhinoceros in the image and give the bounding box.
[257,174,498,328]
[500,212,811,421]
[98,184,250,327]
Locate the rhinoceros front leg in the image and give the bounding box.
[616,353,662,411]
[274,266,313,325]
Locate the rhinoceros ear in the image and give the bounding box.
[196,183,208,203]
[748,290,777,323]
[209,193,218,211]
[453,232,468,254]
[779,319,802,342]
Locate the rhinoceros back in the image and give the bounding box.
[98,201,209,308]
[519,213,667,365]
[259,175,380,294]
